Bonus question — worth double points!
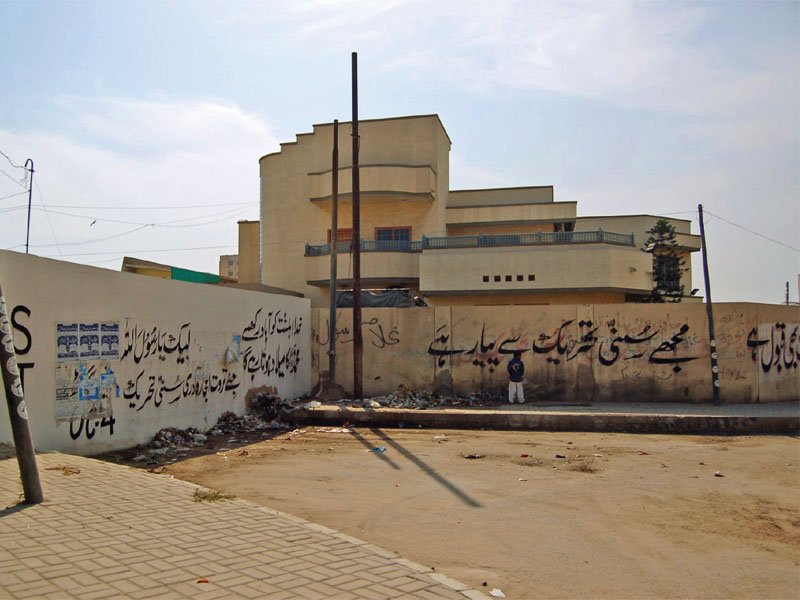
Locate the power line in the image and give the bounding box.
[0,191,28,202]
[0,149,25,170]
[0,165,26,188]
[35,179,61,256]
[43,244,234,258]
[40,201,255,210]
[31,203,254,227]
[704,209,799,253]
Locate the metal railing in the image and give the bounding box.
[305,239,423,256]
[305,229,635,256]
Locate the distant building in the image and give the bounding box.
[256,114,701,308]
[219,254,238,279]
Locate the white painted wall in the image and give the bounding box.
[0,251,311,455]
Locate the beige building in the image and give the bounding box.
[219,254,239,279]
[257,114,701,307]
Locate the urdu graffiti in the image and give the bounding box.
[428,319,701,374]
[119,319,241,411]
[241,308,303,381]
[314,316,400,349]
[120,322,191,364]
[746,323,799,374]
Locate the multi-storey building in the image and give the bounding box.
[257,114,700,307]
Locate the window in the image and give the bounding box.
[327,228,353,243]
[654,255,682,293]
[375,227,411,241]
[483,275,490,282]
[516,275,523,281]
[505,275,512,282]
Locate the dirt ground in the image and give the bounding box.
[149,428,798,599]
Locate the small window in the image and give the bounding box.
[516,275,523,281]
[505,275,512,281]
[494,275,501,282]
[528,274,535,281]
[375,227,411,241]
[328,229,353,242]
[482,275,489,282]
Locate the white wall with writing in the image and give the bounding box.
[0,251,311,455]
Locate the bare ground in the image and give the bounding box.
[138,429,798,599]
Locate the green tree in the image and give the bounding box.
[641,219,686,302]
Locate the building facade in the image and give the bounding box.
[257,114,700,308]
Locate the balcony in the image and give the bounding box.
[305,240,423,256]
[424,230,635,249]
[305,230,634,256]
[307,164,436,203]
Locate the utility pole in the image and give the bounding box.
[698,204,721,405]
[0,281,44,503]
[24,159,34,254]
[351,51,363,401]
[328,120,339,385]
[786,281,790,305]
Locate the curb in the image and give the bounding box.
[289,407,800,435]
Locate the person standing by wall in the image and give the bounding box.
[507,350,525,404]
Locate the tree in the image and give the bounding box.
[641,219,686,302]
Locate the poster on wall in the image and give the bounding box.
[55,321,120,422]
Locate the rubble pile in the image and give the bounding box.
[365,385,504,410]
[151,427,206,450]
[248,392,295,420]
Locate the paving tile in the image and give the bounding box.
[0,453,477,600]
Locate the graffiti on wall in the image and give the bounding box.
[313,316,401,349]
[241,308,303,381]
[747,323,799,374]
[120,322,190,364]
[428,319,701,374]
[119,320,242,411]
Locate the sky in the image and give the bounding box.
[0,0,798,304]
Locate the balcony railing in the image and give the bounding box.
[306,239,423,256]
[305,229,634,256]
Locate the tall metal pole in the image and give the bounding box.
[351,51,363,401]
[24,159,34,254]
[0,281,44,503]
[328,120,339,385]
[698,204,721,405]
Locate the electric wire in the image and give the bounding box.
[0,165,26,188]
[42,244,234,258]
[704,209,799,253]
[0,149,24,170]
[0,190,28,202]
[40,201,255,210]
[35,178,62,256]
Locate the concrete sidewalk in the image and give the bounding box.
[292,401,800,434]
[0,453,488,600]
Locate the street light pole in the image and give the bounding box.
[24,159,34,254]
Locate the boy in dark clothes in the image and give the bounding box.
[507,350,525,404]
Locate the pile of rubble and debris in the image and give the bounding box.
[117,391,300,467]
[311,385,504,411]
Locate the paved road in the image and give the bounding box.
[0,453,488,599]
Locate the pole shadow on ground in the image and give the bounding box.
[362,427,482,508]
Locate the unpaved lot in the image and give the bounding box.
[157,429,799,599]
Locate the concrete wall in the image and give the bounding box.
[312,303,798,403]
[0,251,311,455]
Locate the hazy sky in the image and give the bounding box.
[1,0,797,303]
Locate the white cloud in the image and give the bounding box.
[0,97,279,273]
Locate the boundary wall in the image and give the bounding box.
[0,251,311,455]
[312,303,799,403]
